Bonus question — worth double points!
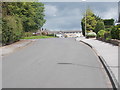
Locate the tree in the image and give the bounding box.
[94,21,105,34]
[81,8,100,36]
[2,2,46,32]
[2,2,46,45]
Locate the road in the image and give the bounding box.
[2,38,112,88]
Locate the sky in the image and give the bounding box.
[42,2,118,31]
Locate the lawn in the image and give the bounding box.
[22,35,55,39]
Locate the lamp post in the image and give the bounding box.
[82,0,87,37]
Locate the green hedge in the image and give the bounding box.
[2,16,23,45]
[111,26,120,40]
[103,19,114,25]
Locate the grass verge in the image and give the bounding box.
[22,36,55,39]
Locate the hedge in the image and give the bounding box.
[111,26,120,40]
[2,16,23,45]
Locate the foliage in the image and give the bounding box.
[22,35,55,39]
[2,16,23,45]
[47,33,55,36]
[86,32,96,38]
[97,30,106,38]
[81,8,101,36]
[104,31,111,40]
[105,28,112,31]
[41,32,48,36]
[2,2,46,32]
[103,19,114,28]
[23,32,33,37]
[111,25,120,40]
[94,21,105,34]
[2,2,46,45]
[81,21,85,36]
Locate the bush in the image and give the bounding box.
[105,28,112,31]
[94,21,105,34]
[2,16,23,45]
[104,31,111,40]
[97,30,106,38]
[47,33,54,36]
[103,19,114,26]
[41,32,48,36]
[111,26,120,40]
[86,32,96,38]
[23,32,33,37]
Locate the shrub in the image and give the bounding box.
[111,26,120,40]
[103,19,114,27]
[97,30,106,38]
[23,32,33,37]
[2,16,23,45]
[94,21,105,34]
[47,33,54,36]
[105,28,112,31]
[86,32,96,38]
[104,31,111,40]
[41,32,48,36]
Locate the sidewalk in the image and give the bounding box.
[76,37,119,87]
[0,39,36,56]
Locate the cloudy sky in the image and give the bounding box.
[42,2,118,31]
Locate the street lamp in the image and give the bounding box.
[82,0,87,37]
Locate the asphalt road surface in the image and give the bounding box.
[2,38,111,88]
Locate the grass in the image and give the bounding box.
[22,35,55,39]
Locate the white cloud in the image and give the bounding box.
[44,5,58,17]
[101,7,118,19]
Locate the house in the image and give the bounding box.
[55,31,83,38]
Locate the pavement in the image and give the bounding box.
[1,39,36,56]
[2,38,112,88]
[76,37,119,88]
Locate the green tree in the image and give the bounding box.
[2,2,46,45]
[4,2,46,32]
[81,8,100,36]
[94,21,105,34]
